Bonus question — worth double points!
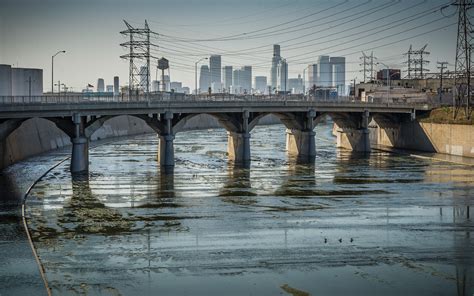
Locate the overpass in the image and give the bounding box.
[0,94,431,173]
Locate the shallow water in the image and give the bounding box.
[18,124,474,295]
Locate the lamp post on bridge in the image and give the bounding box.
[51,50,66,94]
[195,57,208,95]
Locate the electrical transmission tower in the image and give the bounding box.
[120,20,158,96]
[360,51,376,83]
[453,0,473,119]
[404,44,430,79]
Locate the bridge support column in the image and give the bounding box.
[227,110,251,166]
[336,110,371,152]
[286,129,316,161]
[227,131,251,166]
[158,111,175,172]
[71,114,89,174]
[158,134,175,168]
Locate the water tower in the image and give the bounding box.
[157,57,169,92]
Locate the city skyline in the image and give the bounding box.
[0,0,458,91]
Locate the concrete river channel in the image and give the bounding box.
[0,123,473,295]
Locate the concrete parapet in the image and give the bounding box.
[286,129,316,161]
[227,131,251,166]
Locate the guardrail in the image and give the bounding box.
[0,94,431,108]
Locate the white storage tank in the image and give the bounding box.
[11,68,43,96]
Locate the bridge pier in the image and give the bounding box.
[286,129,316,161]
[227,131,251,166]
[285,110,316,162]
[70,114,89,174]
[227,110,250,166]
[335,110,371,152]
[158,111,175,171]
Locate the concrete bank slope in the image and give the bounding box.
[370,121,474,158]
[0,114,280,170]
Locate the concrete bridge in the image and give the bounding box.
[0,94,431,173]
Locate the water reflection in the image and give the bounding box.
[58,174,132,235]
[219,166,257,206]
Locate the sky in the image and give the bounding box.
[0,0,459,92]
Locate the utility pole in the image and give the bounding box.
[437,61,448,104]
[453,0,473,119]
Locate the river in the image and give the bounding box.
[1,123,473,295]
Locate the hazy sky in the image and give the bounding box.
[0,0,459,91]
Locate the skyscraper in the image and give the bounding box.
[97,78,105,92]
[113,76,119,96]
[222,66,233,92]
[241,66,252,94]
[199,65,210,93]
[270,44,281,90]
[288,74,303,94]
[317,56,332,87]
[307,64,318,90]
[254,76,267,94]
[330,57,346,95]
[277,59,288,92]
[232,69,241,94]
[209,55,221,90]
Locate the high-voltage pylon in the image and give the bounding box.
[404,44,430,79]
[360,51,376,83]
[453,0,473,119]
[120,20,157,96]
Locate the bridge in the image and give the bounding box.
[0,94,431,173]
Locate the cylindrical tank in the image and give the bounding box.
[11,68,43,96]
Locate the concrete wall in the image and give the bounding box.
[370,121,474,158]
[11,68,43,96]
[0,114,281,170]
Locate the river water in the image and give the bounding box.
[3,123,474,295]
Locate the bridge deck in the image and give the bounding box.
[0,95,431,119]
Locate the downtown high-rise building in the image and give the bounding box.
[330,57,346,95]
[97,78,105,92]
[307,64,318,90]
[288,74,303,94]
[240,66,252,94]
[317,56,332,87]
[254,76,267,94]
[276,59,288,92]
[222,66,233,93]
[199,65,210,93]
[209,55,222,92]
[270,44,281,90]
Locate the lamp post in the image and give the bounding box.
[195,57,208,95]
[51,50,66,94]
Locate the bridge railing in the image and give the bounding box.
[0,94,432,109]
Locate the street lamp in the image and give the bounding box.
[195,57,208,95]
[52,50,66,94]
